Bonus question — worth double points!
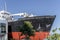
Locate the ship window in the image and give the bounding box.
[2,16,5,18]
[0,23,6,33]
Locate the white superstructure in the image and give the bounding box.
[0,10,34,22]
[0,10,34,40]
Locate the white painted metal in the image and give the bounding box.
[0,10,34,22]
[0,10,34,40]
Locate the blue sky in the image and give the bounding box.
[0,0,60,33]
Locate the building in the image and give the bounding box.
[8,16,56,40]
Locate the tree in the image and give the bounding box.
[46,28,60,40]
[19,21,35,40]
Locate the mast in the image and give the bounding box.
[3,0,7,11]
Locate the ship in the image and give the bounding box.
[8,15,56,40]
[0,1,56,40]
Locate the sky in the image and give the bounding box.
[0,0,60,33]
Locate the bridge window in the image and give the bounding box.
[0,23,6,34]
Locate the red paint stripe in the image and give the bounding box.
[8,32,49,40]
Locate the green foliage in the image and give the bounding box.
[19,21,35,36]
[52,28,57,32]
[46,28,60,40]
[59,28,60,30]
[47,33,60,40]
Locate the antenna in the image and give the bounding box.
[5,1,7,11]
[3,0,7,11]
